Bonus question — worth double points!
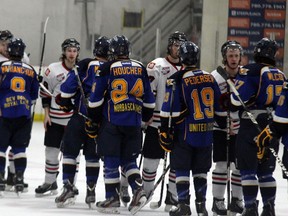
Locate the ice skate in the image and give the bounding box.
[5,168,28,193]
[96,195,121,214]
[55,181,76,208]
[260,201,275,216]
[14,171,24,196]
[120,185,130,207]
[35,182,58,197]
[85,182,96,209]
[212,198,227,216]
[229,197,244,215]
[169,203,191,216]
[128,186,147,215]
[242,200,259,216]
[164,184,178,212]
[195,200,208,216]
[0,172,5,197]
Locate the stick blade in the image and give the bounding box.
[149,201,161,209]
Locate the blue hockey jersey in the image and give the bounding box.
[0,60,39,118]
[160,68,222,147]
[60,58,105,115]
[88,59,155,126]
[231,63,286,110]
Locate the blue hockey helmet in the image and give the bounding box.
[109,35,131,57]
[7,38,26,58]
[93,36,110,58]
[61,38,80,52]
[0,30,13,41]
[179,41,199,65]
[254,37,278,61]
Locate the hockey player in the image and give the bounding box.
[0,30,30,192]
[0,38,39,194]
[86,35,155,214]
[210,40,244,215]
[54,36,110,208]
[141,31,187,211]
[160,41,222,216]
[230,38,286,216]
[35,38,80,196]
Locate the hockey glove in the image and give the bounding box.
[55,94,74,113]
[159,127,174,153]
[255,125,274,161]
[85,120,99,139]
[219,92,230,111]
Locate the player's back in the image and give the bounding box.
[0,60,38,118]
[180,68,221,146]
[97,59,154,126]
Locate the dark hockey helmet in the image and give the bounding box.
[253,37,278,61]
[109,35,130,57]
[221,40,243,58]
[167,31,187,55]
[93,36,110,58]
[7,38,26,58]
[61,38,80,52]
[179,41,199,65]
[0,30,13,41]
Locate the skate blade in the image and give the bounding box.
[96,207,120,214]
[35,190,58,197]
[129,196,147,215]
[229,212,238,216]
[56,197,76,208]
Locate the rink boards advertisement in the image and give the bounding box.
[227,0,286,69]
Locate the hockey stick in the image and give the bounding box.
[227,79,288,177]
[150,80,176,209]
[31,17,49,122]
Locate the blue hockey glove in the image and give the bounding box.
[159,127,174,152]
[85,120,99,139]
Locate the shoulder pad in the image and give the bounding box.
[239,67,249,75]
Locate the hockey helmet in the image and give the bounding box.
[221,40,243,58]
[109,35,130,57]
[61,38,80,52]
[7,38,26,58]
[167,31,187,54]
[0,30,13,41]
[253,37,278,61]
[93,36,110,58]
[179,41,199,65]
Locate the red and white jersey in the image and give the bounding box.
[147,57,183,129]
[211,68,240,134]
[40,62,73,126]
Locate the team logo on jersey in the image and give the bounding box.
[147,62,155,69]
[239,68,249,75]
[56,73,65,82]
[45,68,50,76]
[161,67,170,75]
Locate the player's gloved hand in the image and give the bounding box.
[159,127,174,152]
[219,92,230,111]
[85,120,99,139]
[255,125,274,161]
[55,94,74,113]
[37,75,43,82]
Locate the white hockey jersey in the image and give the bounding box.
[40,62,73,126]
[211,68,240,134]
[147,57,183,129]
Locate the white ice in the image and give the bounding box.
[0,122,287,216]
